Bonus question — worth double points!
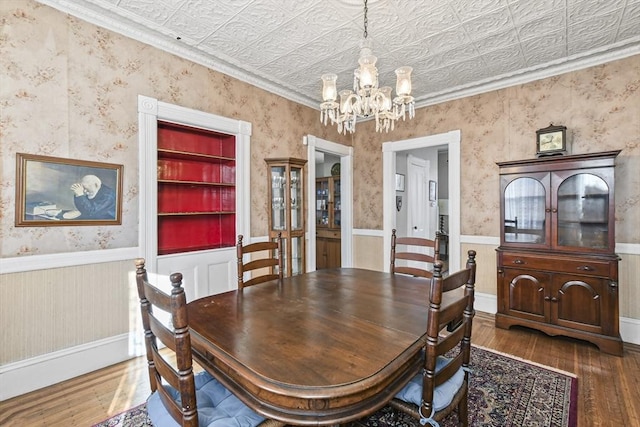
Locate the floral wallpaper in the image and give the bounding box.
[355,58,640,241]
[1,1,638,260]
[0,0,346,257]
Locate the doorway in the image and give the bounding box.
[305,135,354,271]
[382,130,461,272]
[406,154,430,239]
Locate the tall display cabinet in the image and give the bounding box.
[316,175,341,269]
[266,158,307,277]
[495,150,622,355]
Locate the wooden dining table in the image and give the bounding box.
[187,268,457,426]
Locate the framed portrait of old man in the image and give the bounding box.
[15,153,123,226]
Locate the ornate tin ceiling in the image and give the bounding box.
[39,0,640,109]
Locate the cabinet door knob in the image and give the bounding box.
[551,297,558,302]
[513,259,524,264]
[577,265,594,271]
[552,208,558,213]
[544,296,551,301]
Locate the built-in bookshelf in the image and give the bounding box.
[157,122,236,255]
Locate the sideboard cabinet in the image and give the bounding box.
[495,150,622,355]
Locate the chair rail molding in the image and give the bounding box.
[0,247,138,274]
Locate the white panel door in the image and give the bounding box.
[407,155,429,239]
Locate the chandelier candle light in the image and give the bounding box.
[320,0,415,134]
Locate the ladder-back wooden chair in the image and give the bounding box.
[135,258,284,427]
[390,228,440,278]
[391,250,477,427]
[237,234,283,289]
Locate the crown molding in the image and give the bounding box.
[37,1,640,112]
[413,39,640,110]
[37,0,316,108]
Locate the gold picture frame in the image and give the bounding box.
[15,153,123,226]
[536,124,567,157]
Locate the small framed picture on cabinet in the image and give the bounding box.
[536,124,567,157]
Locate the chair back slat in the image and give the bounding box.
[237,234,284,289]
[394,251,436,263]
[243,273,282,288]
[148,315,177,352]
[244,258,280,271]
[241,240,281,254]
[439,298,468,327]
[434,352,463,387]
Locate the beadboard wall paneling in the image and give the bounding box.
[352,234,385,272]
[461,242,497,296]
[619,253,640,320]
[0,260,133,364]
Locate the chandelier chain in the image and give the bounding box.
[363,0,368,39]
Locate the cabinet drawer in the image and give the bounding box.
[317,229,341,239]
[501,254,610,277]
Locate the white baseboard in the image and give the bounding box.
[620,317,640,346]
[2,298,638,402]
[474,291,498,314]
[0,333,137,401]
[474,292,640,346]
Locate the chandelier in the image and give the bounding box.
[320,0,415,134]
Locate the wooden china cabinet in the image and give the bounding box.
[315,175,341,269]
[495,150,622,356]
[266,158,307,277]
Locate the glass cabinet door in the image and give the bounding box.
[557,173,609,249]
[333,178,341,228]
[290,236,304,275]
[503,177,547,244]
[316,179,329,226]
[290,166,303,231]
[270,166,286,231]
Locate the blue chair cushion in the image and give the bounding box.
[147,371,266,427]
[394,356,465,412]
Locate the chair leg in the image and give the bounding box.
[458,387,469,427]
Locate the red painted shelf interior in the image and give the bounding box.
[158,184,235,213]
[158,214,236,255]
[157,121,236,255]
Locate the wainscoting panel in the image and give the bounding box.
[352,231,384,271]
[0,259,133,365]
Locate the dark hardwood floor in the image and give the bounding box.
[1,312,638,426]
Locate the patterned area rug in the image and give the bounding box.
[93,346,577,427]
